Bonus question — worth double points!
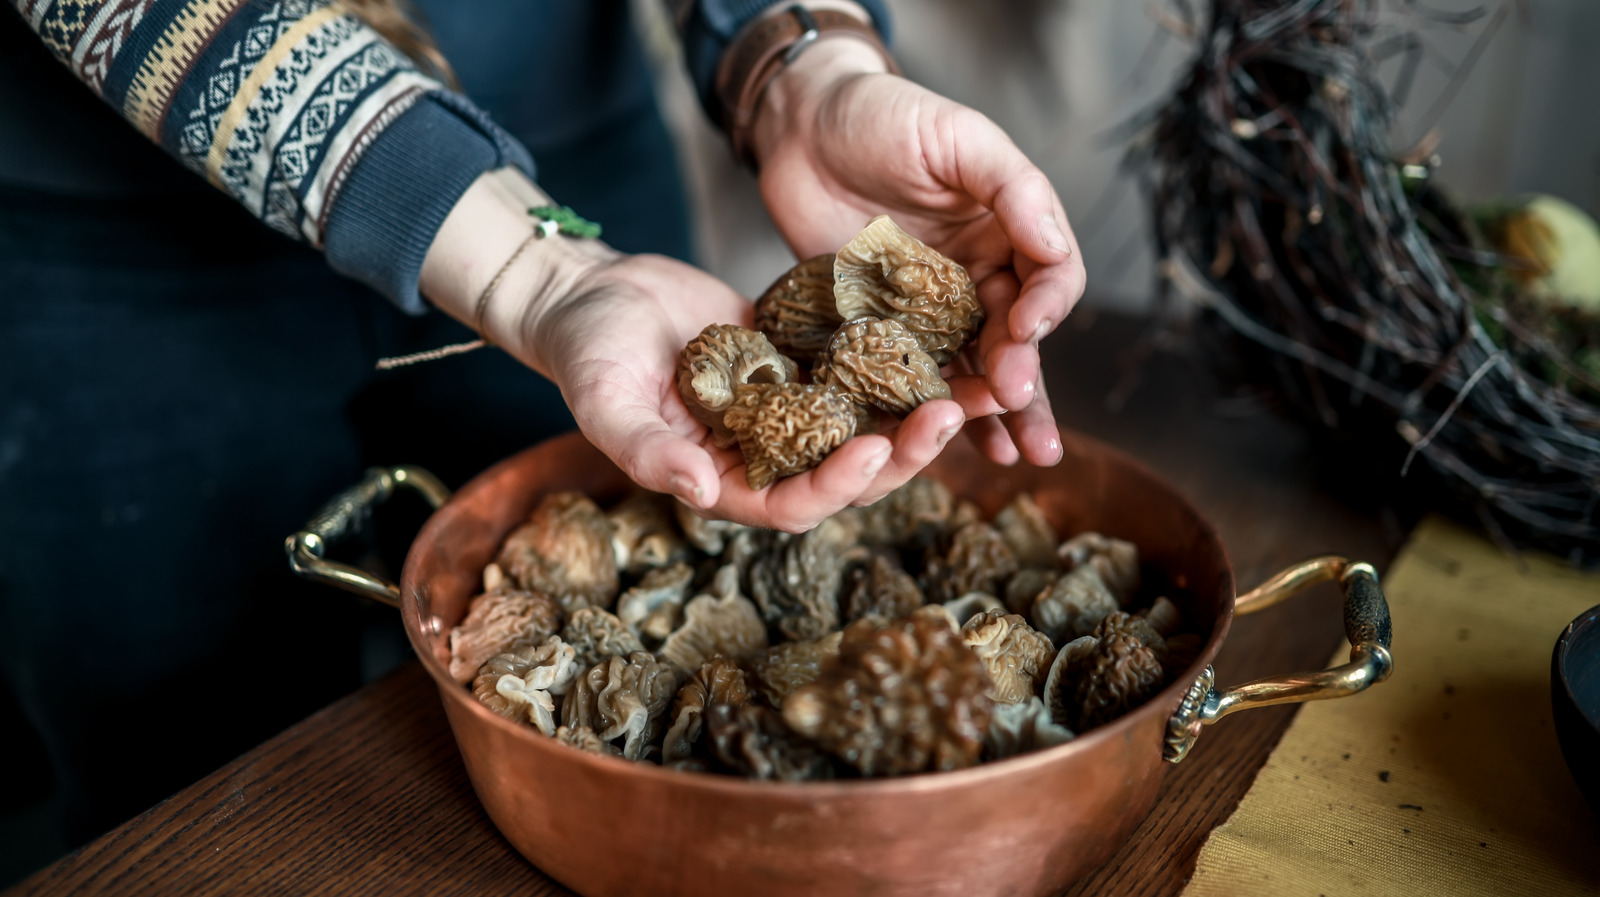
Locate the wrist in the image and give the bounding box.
[715,3,895,170]
[420,167,617,377]
[750,36,889,165]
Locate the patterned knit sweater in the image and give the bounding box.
[6,0,890,311]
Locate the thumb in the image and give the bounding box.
[569,386,722,511]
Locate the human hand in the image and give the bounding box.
[422,170,965,532]
[517,253,967,531]
[751,38,1086,475]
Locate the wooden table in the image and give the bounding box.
[8,311,1403,897]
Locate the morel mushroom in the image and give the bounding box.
[723,382,857,489]
[749,631,844,705]
[562,651,681,760]
[747,515,852,642]
[554,724,622,757]
[615,561,695,643]
[448,587,565,685]
[782,611,995,776]
[753,253,844,360]
[658,564,769,673]
[814,317,951,422]
[992,493,1059,569]
[706,703,835,782]
[833,215,983,365]
[1004,567,1059,616]
[497,492,619,613]
[1030,565,1118,645]
[1139,596,1182,637]
[673,499,748,556]
[1058,532,1141,605]
[961,609,1057,705]
[857,476,955,549]
[843,552,926,623]
[1043,617,1165,732]
[677,324,799,449]
[661,655,753,763]
[984,696,1075,761]
[471,636,581,735]
[922,522,1020,604]
[561,606,647,670]
[607,492,689,574]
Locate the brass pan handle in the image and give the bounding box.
[284,466,450,607]
[1164,555,1393,763]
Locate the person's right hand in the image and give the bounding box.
[507,250,966,532]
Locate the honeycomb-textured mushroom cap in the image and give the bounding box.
[753,253,844,361]
[814,317,951,418]
[833,215,983,365]
[843,551,926,623]
[471,636,581,735]
[992,493,1060,570]
[448,587,565,685]
[562,651,681,760]
[1058,532,1141,605]
[749,631,844,705]
[922,522,1020,605]
[496,492,619,613]
[561,606,647,671]
[677,324,800,449]
[1030,565,1118,645]
[658,565,769,673]
[782,611,995,776]
[961,609,1058,704]
[723,382,857,489]
[747,515,854,642]
[1042,616,1165,732]
[661,655,753,763]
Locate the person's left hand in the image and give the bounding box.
[751,37,1086,496]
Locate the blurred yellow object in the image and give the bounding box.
[1489,194,1600,311]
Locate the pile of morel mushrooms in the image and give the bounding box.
[450,478,1202,780]
[679,215,985,488]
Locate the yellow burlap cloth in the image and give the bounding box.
[1182,516,1600,897]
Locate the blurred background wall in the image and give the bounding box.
[634,0,1600,310]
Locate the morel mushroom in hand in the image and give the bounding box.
[754,254,844,361]
[722,382,856,490]
[833,215,983,364]
[814,317,950,424]
[677,324,799,449]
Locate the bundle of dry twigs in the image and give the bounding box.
[1138,0,1600,564]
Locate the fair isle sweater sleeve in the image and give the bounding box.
[12,0,533,313]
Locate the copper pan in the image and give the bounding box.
[287,429,1393,897]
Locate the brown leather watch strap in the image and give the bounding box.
[714,5,898,170]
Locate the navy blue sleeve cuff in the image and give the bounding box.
[322,91,536,315]
[680,0,894,125]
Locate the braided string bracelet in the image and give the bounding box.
[375,205,602,370]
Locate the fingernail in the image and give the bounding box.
[862,447,891,478]
[937,421,962,448]
[1032,319,1052,344]
[1040,213,1070,255]
[1047,435,1063,464]
[669,473,704,508]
